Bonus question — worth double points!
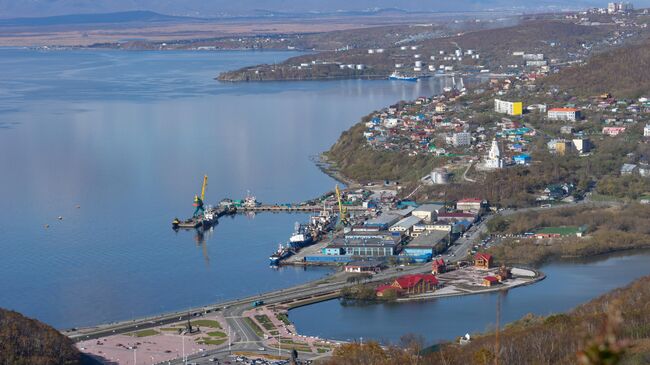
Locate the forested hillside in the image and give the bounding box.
[543,40,650,98]
[0,308,81,365]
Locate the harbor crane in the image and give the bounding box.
[335,184,349,226]
[193,175,208,217]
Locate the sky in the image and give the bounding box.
[1,0,645,18]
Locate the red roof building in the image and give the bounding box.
[431,258,447,274]
[483,276,500,287]
[474,253,493,270]
[376,274,440,296]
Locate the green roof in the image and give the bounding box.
[536,226,585,235]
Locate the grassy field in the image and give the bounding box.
[275,313,291,326]
[198,337,227,346]
[244,318,265,337]
[190,320,221,329]
[129,329,159,337]
[207,331,227,338]
[254,315,277,331]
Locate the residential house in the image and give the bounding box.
[431,258,447,274]
[474,253,493,269]
[483,276,500,287]
[603,127,626,136]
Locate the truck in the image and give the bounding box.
[252,300,264,308]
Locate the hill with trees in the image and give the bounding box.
[543,40,650,98]
[0,308,81,365]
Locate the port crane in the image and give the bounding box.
[335,184,349,226]
[193,175,208,217]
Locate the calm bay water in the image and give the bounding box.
[290,251,650,344]
[0,48,451,329]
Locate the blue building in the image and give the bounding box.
[513,154,532,165]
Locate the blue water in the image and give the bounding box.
[0,48,451,329]
[290,251,650,344]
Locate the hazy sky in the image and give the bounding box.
[0,0,647,18]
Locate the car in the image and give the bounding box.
[258,347,265,351]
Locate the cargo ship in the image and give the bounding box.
[269,244,294,266]
[388,72,418,82]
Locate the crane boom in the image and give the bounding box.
[200,175,208,202]
[335,184,348,224]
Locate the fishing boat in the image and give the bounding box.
[269,244,294,266]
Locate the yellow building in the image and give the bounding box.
[494,99,523,116]
[555,140,573,156]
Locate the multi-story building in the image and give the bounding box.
[548,108,580,121]
[452,132,471,147]
[644,124,650,137]
[572,138,592,154]
[494,99,523,116]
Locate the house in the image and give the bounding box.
[555,140,574,155]
[538,183,573,201]
[572,138,592,154]
[412,203,445,222]
[431,258,447,274]
[644,124,650,137]
[603,126,626,136]
[391,274,439,295]
[548,108,580,121]
[483,276,500,287]
[474,253,493,269]
[456,198,484,213]
[621,163,638,175]
[513,154,532,165]
[560,125,575,134]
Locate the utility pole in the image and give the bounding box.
[182,334,186,364]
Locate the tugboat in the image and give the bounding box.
[269,244,294,266]
[289,222,313,249]
[389,71,418,82]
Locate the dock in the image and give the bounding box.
[236,204,367,213]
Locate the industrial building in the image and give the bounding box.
[389,216,423,236]
[324,236,402,257]
[412,203,445,222]
[455,199,484,213]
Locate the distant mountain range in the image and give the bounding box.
[0,10,197,27]
[1,0,643,19]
